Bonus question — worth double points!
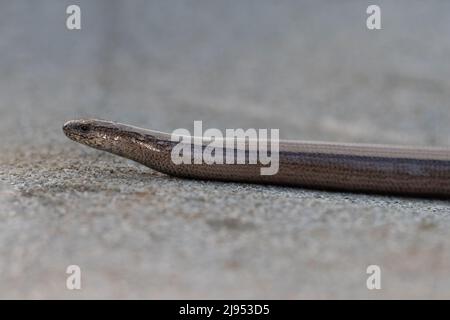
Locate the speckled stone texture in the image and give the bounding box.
[0,0,449,299]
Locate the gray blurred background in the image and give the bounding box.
[0,0,450,299]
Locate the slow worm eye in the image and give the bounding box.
[79,124,89,132]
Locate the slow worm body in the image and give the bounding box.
[63,119,450,197]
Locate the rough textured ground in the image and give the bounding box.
[1,0,450,299]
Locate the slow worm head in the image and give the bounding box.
[63,119,450,198]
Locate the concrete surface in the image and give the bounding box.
[1,0,450,299]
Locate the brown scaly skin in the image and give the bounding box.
[63,119,450,198]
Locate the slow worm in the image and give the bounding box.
[63,119,450,197]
